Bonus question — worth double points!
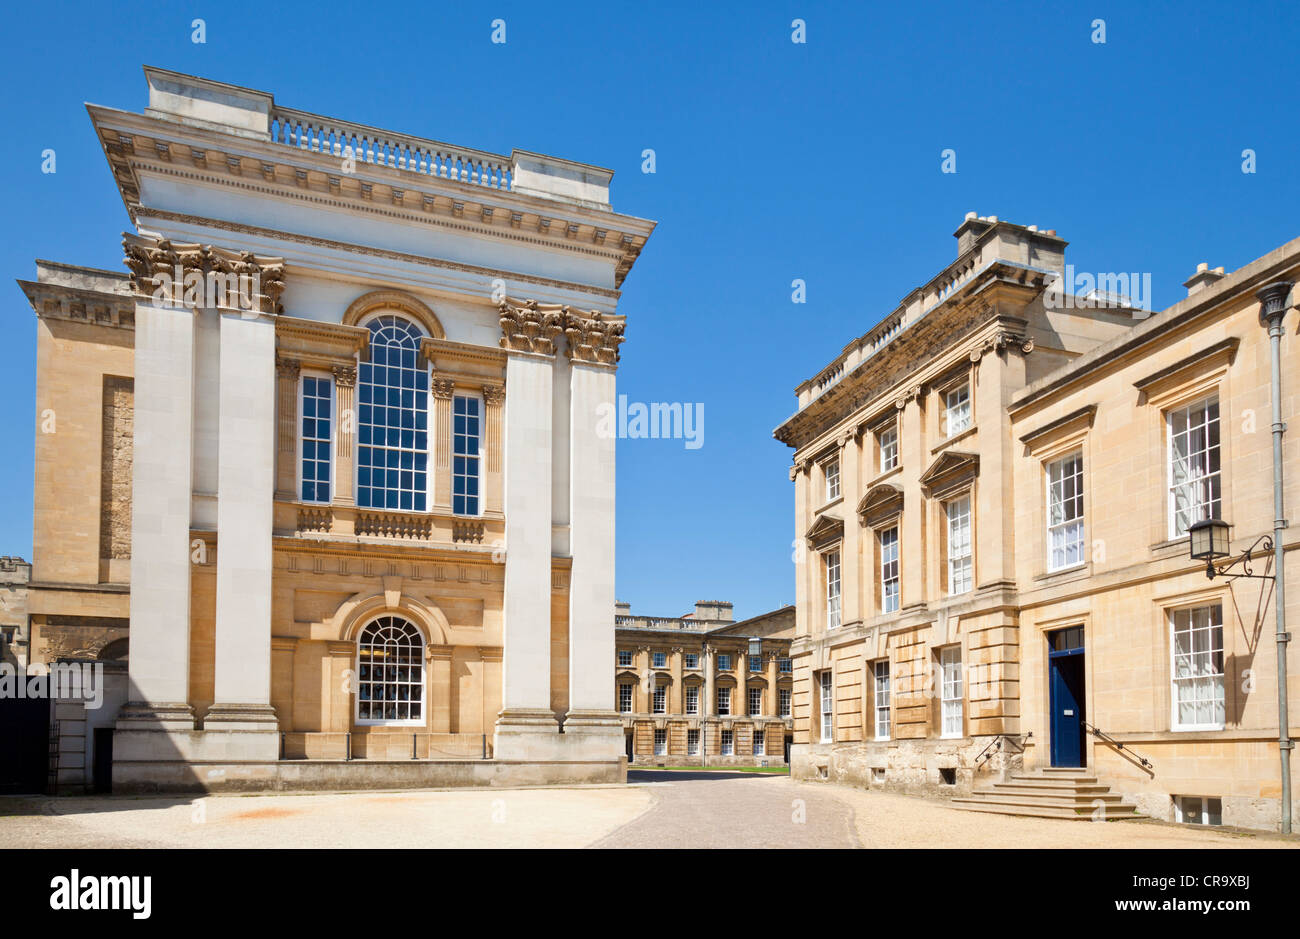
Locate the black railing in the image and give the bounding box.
[974,731,1031,769]
[1082,721,1153,770]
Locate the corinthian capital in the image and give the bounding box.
[562,309,625,365]
[122,231,286,315]
[497,297,563,355]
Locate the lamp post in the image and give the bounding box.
[1258,281,1294,835]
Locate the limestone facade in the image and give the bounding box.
[19,67,655,792]
[615,602,795,766]
[776,214,1300,830]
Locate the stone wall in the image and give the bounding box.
[98,376,133,563]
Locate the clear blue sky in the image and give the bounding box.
[2,1,1296,620]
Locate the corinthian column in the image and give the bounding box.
[118,295,198,731]
[206,304,279,752]
[494,299,563,758]
[561,310,625,758]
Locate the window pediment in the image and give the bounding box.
[857,483,904,528]
[805,513,844,549]
[920,450,979,498]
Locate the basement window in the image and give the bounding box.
[872,767,886,782]
[939,768,957,786]
[1174,795,1222,826]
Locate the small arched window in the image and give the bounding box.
[357,315,428,511]
[356,615,425,725]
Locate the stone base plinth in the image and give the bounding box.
[110,757,626,794]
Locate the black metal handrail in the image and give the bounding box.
[974,731,1031,768]
[1082,721,1153,770]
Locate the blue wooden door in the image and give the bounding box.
[1048,628,1086,768]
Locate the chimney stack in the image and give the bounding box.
[1184,262,1227,296]
[693,601,734,622]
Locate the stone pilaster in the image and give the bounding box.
[432,376,454,510]
[275,357,299,500]
[332,364,356,505]
[494,300,563,757]
[562,310,624,752]
[206,309,279,749]
[427,644,453,733]
[483,384,505,514]
[118,298,198,734]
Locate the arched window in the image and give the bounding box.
[356,615,425,725]
[357,315,428,511]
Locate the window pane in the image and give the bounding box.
[357,316,428,512]
[300,376,333,504]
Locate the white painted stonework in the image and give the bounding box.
[74,67,656,789]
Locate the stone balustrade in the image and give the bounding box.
[271,108,513,191]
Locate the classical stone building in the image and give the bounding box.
[615,601,794,765]
[0,556,32,669]
[776,214,1299,830]
[17,66,654,792]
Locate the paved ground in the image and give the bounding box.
[1,771,1294,849]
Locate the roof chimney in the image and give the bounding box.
[1184,262,1227,296]
[615,600,631,617]
[693,601,733,622]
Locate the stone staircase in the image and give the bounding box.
[952,767,1145,821]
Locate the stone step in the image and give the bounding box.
[951,797,1145,820]
[971,790,1128,806]
[1009,773,1098,786]
[988,783,1119,799]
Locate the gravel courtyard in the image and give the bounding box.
[0,770,1293,849]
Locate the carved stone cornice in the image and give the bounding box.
[497,297,563,355]
[122,231,285,314]
[969,329,1033,361]
[431,377,456,399]
[562,309,625,365]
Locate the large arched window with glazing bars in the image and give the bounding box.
[357,315,429,511]
[356,615,426,725]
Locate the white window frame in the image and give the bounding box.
[880,525,900,613]
[824,457,841,502]
[779,688,791,718]
[748,654,761,673]
[878,422,899,473]
[717,686,731,716]
[297,370,335,505]
[1046,452,1086,572]
[943,383,971,437]
[652,650,667,668]
[717,654,732,671]
[686,728,700,756]
[826,550,842,629]
[452,391,485,517]
[652,685,666,714]
[819,670,834,743]
[653,728,667,756]
[946,496,973,595]
[618,683,633,713]
[1174,795,1223,826]
[1170,604,1226,732]
[753,729,765,756]
[354,615,426,727]
[684,652,699,669]
[1167,396,1222,540]
[685,684,699,715]
[748,686,763,716]
[356,313,431,512]
[720,729,734,756]
[873,660,891,740]
[939,646,963,739]
[617,649,633,667]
